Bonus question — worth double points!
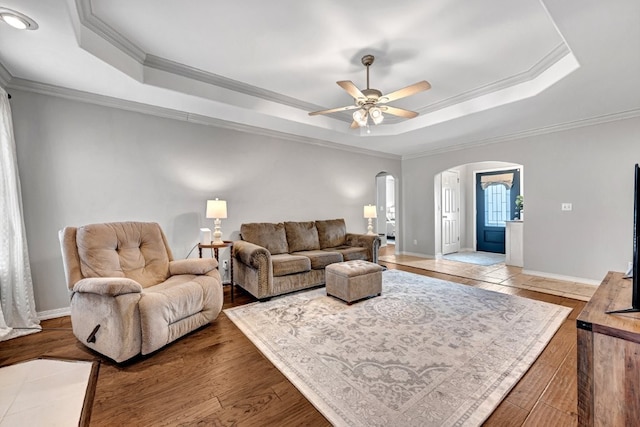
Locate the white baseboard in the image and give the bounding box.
[522,269,601,287]
[38,307,71,320]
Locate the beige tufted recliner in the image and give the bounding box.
[59,221,223,363]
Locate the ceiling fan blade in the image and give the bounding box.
[379,81,431,103]
[308,104,359,116]
[337,81,366,100]
[350,120,360,129]
[381,106,419,119]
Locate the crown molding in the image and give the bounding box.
[75,0,146,63]
[144,55,328,117]
[403,108,640,160]
[0,62,10,88]
[8,78,189,120]
[75,1,350,123]
[74,0,570,129]
[8,78,400,160]
[10,77,637,162]
[418,43,571,115]
[185,113,399,159]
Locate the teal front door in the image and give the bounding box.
[476,169,521,253]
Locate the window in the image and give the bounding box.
[484,183,511,227]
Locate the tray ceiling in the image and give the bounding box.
[0,0,638,157]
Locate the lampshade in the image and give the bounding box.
[206,199,227,219]
[363,204,377,219]
[353,109,368,127]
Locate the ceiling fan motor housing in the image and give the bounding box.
[359,88,382,108]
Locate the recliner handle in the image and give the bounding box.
[87,324,100,343]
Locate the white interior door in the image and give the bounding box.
[442,170,460,254]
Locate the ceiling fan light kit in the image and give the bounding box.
[309,54,431,129]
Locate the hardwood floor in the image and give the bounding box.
[0,246,583,426]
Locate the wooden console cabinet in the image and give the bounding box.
[576,271,640,426]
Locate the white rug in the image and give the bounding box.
[443,251,505,266]
[225,270,571,426]
[0,358,96,426]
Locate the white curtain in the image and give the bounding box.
[0,87,41,341]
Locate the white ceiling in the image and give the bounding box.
[0,0,639,157]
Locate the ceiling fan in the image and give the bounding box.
[309,54,431,129]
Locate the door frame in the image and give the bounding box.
[441,169,460,255]
[375,172,399,253]
[472,165,525,251]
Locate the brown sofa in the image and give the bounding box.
[233,218,380,300]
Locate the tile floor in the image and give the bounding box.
[379,250,596,301]
[0,359,93,426]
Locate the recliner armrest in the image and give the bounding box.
[72,277,143,296]
[233,240,271,268]
[169,258,218,275]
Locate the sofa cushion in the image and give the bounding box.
[76,222,170,288]
[291,250,342,270]
[241,222,289,255]
[271,254,311,277]
[315,219,347,249]
[324,246,368,262]
[285,221,321,252]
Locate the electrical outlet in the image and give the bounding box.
[561,203,572,211]
[222,260,229,270]
[413,239,418,245]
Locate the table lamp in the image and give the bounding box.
[206,198,228,244]
[364,204,377,235]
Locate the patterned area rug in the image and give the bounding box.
[225,270,570,426]
[443,251,505,266]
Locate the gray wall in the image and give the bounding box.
[402,116,640,283]
[11,90,400,313]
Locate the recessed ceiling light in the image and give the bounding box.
[0,8,38,30]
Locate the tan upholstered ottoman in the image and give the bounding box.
[326,260,383,304]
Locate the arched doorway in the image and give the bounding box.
[434,161,523,262]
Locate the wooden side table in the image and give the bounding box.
[198,241,234,301]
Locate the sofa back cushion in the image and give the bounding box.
[241,222,289,255]
[76,222,171,288]
[315,218,347,249]
[284,221,320,252]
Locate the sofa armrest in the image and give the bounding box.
[233,240,274,298]
[170,258,218,275]
[346,233,381,263]
[72,277,143,296]
[233,240,271,268]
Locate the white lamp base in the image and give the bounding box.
[212,218,223,244]
[366,218,376,235]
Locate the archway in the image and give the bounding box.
[433,161,523,261]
